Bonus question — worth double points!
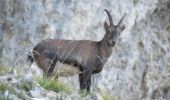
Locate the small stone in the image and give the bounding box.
[84,93,104,100]
[66,93,81,100]
[7,77,12,81]
[46,91,57,100]
[31,97,50,100]
[30,90,43,98]
[4,90,9,98]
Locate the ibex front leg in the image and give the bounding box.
[86,75,91,92]
[79,65,93,93]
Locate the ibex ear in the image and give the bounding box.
[120,25,125,32]
[104,21,109,31]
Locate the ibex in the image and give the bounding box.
[28,9,126,92]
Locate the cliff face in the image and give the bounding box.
[0,0,170,99]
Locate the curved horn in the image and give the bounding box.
[117,13,126,26]
[104,9,113,26]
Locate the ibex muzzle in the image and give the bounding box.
[28,9,126,92]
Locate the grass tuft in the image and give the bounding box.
[36,76,72,93]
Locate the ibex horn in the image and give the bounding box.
[117,13,126,26]
[104,9,113,26]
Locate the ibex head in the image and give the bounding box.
[104,9,126,46]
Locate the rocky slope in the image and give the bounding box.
[0,68,104,100]
[0,0,170,99]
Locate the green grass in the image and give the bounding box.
[80,91,94,98]
[101,93,115,100]
[0,65,9,75]
[102,96,114,100]
[0,83,18,100]
[0,83,5,92]
[36,77,72,94]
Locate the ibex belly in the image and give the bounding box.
[52,61,82,77]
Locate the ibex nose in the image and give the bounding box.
[112,41,116,46]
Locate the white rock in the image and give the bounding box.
[30,62,43,77]
[31,97,50,100]
[4,90,9,98]
[46,91,57,100]
[30,91,44,98]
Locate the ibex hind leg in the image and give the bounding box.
[35,56,54,78]
[47,57,58,78]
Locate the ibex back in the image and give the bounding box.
[28,9,126,92]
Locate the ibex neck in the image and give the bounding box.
[98,33,113,59]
